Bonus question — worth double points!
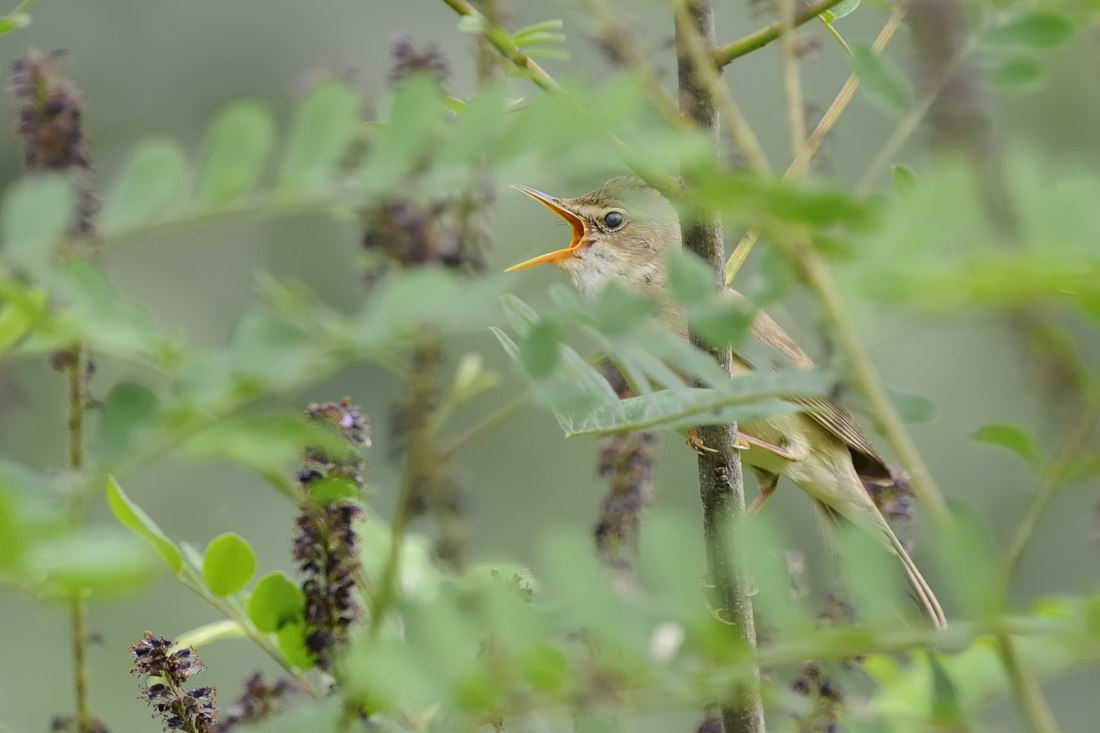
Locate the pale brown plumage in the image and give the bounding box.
[508,176,946,629]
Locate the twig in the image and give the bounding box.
[176,571,321,698]
[725,2,907,284]
[62,344,93,733]
[671,0,770,174]
[779,0,807,159]
[7,0,41,15]
[995,407,1098,596]
[996,633,1061,733]
[856,36,977,194]
[675,2,765,732]
[441,393,529,457]
[713,0,848,68]
[817,15,851,53]
[439,0,562,92]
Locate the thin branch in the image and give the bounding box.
[995,407,1098,596]
[441,393,529,457]
[856,36,977,194]
[176,571,321,698]
[62,345,93,733]
[817,15,851,53]
[779,0,807,159]
[714,0,848,67]
[439,0,562,92]
[675,1,765,732]
[671,0,770,174]
[8,0,41,15]
[725,2,907,284]
[996,633,1062,733]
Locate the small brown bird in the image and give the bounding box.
[507,176,946,629]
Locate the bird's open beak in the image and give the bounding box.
[505,185,588,272]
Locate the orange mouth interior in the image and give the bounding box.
[505,185,587,271]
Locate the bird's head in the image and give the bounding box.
[506,176,681,299]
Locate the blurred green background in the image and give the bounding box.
[1,1,1098,730]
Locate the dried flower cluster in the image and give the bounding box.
[128,632,217,733]
[211,673,298,732]
[864,469,914,525]
[294,398,370,669]
[790,660,844,733]
[8,49,98,237]
[389,35,450,86]
[593,363,658,582]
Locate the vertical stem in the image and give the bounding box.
[779,0,806,159]
[64,344,92,733]
[675,2,766,732]
[996,633,1061,733]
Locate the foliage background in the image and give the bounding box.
[0,0,1098,730]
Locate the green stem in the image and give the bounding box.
[63,344,93,733]
[780,0,807,159]
[995,407,1097,597]
[713,0,848,67]
[817,15,851,53]
[177,570,320,698]
[856,36,976,194]
[8,0,41,15]
[438,0,562,92]
[441,393,528,457]
[996,633,1061,733]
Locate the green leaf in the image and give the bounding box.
[560,369,830,436]
[362,75,444,193]
[688,300,753,349]
[984,56,1046,95]
[33,527,158,595]
[0,13,31,35]
[1,174,74,271]
[520,321,561,378]
[973,423,1043,467]
[248,571,305,632]
[184,413,359,497]
[278,81,360,192]
[591,282,658,334]
[892,163,920,196]
[98,382,161,466]
[193,99,276,208]
[986,10,1076,50]
[308,475,361,503]
[666,248,716,306]
[887,385,937,423]
[850,43,912,117]
[106,476,182,572]
[500,294,542,338]
[820,0,860,22]
[0,284,47,353]
[276,622,315,669]
[202,532,257,596]
[101,138,186,234]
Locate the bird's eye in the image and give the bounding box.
[603,211,625,229]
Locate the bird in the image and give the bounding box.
[505,176,946,629]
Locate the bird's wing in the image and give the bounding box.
[738,308,893,482]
